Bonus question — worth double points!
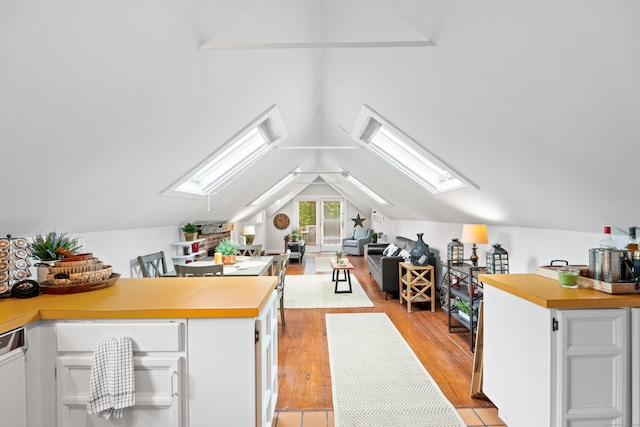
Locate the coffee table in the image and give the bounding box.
[330,258,354,293]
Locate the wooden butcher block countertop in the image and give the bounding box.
[0,277,277,334]
[479,273,640,309]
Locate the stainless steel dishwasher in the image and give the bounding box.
[0,327,27,426]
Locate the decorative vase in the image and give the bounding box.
[222,255,236,265]
[410,233,429,266]
[184,232,198,242]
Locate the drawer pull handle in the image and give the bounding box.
[171,370,179,396]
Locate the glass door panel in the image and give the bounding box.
[322,200,342,248]
[296,198,344,253]
[297,200,317,246]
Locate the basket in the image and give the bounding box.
[46,266,113,286]
[48,262,104,275]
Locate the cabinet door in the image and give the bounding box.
[55,320,187,427]
[555,308,629,426]
[57,354,184,427]
[0,348,27,427]
[633,308,640,426]
[256,291,278,427]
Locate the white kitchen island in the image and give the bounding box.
[0,276,278,427]
[479,273,640,427]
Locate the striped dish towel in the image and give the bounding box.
[87,336,135,419]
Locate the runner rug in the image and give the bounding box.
[283,275,374,308]
[314,257,334,273]
[326,313,466,427]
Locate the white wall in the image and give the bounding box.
[30,219,616,281]
[388,220,607,274]
[29,226,182,279]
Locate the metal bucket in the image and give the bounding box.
[589,248,632,282]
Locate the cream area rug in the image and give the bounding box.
[326,313,466,427]
[283,275,374,308]
[315,257,334,273]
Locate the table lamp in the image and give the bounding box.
[243,226,256,245]
[460,224,488,266]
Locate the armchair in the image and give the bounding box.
[341,227,373,256]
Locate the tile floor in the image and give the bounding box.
[273,408,506,426]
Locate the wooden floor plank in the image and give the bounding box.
[276,253,494,411]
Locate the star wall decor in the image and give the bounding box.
[351,213,366,228]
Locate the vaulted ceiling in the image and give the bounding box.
[2,0,639,236]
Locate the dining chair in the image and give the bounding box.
[237,244,262,257]
[273,249,291,325]
[137,251,168,277]
[175,263,224,277]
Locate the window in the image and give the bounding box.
[163,105,288,197]
[351,105,467,194]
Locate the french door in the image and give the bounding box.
[295,198,344,253]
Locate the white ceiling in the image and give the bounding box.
[1,0,639,236]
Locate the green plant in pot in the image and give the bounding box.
[455,299,475,322]
[215,240,238,265]
[371,232,378,243]
[335,250,344,264]
[182,223,199,241]
[31,231,81,283]
[290,228,299,242]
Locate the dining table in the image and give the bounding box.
[164,255,274,277]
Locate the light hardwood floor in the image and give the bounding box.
[274,252,505,427]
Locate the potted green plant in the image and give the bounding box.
[31,231,81,283]
[371,232,378,243]
[290,228,299,242]
[182,223,199,241]
[215,240,238,265]
[455,299,475,323]
[335,250,344,264]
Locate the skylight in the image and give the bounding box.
[250,167,301,206]
[341,171,388,205]
[163,105,288,197]
[351,105,466,194]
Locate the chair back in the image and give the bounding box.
[175,263,224,277]
[137,251,167,277]
[274,249,291,289]
[237,244,262,257]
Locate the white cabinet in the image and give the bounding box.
[633,308,640,426]
[54,319,187,427]
[0,327,27,427]
[484,285,629,427]
[188,290,278,427]
[171,239,206,265]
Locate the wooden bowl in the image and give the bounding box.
[58,253,94,262]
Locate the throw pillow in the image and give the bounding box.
[398,249,411,262]
[383,243,398,257]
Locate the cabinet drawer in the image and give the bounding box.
[56,319,185,352]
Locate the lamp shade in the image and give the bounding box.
[460,224,488,244]
[243,226,256,236]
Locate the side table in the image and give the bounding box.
[399,262,435,313]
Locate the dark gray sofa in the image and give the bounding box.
[366,236,437,298]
